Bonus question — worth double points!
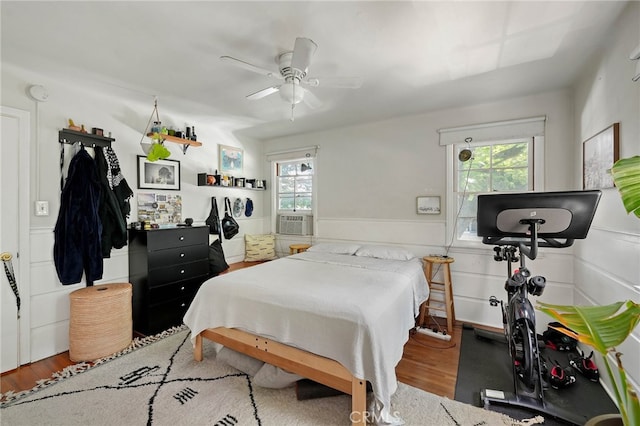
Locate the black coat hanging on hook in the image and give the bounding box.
[54,147,103,286]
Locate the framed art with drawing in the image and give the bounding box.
[417,196,441,215]
[583,122,619,189]
[219,145,243,174]
[137,156,181,190]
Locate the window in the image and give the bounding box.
[276,159,314,212]
[452,138,537,243]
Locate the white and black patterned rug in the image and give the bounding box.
[1,327,527,425]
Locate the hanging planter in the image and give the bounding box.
[139,99,171,161]
[139,98,202,159]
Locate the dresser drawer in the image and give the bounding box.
[147,227,208,251]
[147,279,202,305]
[148,260,209,287]
[148,245,208,269]
[145,295,194,335]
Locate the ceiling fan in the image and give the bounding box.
[221,37,362,120]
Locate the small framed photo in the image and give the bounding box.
[417,196,441,215]
[219,144,243,174]
[137,156,181,190]
[583,123,620,189]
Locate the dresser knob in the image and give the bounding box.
[181,303,186,307]
[180,269,185,274]
[179,236,185,241]
[181,286,185,291]
[180,253,185,257]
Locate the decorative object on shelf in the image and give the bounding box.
[137,192,182,224]
[140,98,202,157]
[137,156,181,190]
[67,118,83,132]
[417,196,441,215]
[583,122,620,190]
[219,144,243,174]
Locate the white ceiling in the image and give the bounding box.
[0,1,629,140]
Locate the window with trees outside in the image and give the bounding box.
[453,139,534,243]
[276,159,313,212]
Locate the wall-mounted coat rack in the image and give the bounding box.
[59,129,114,148]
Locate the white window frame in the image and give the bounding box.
[266,146,319,234]
[441,117,545,249]
[275,158,314,214]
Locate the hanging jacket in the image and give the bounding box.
[94,146,128,258]
[105,146,133,221]
[54,147,103,285]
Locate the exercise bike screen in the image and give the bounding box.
[496,208,572,234]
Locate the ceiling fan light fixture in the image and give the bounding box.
[279,82,304,104]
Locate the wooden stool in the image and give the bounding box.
[69,283,133,361]
[290,244,311,255]
[418,256,455,335]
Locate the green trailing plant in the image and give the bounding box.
[610,155,640,218]
[537,300,640,426]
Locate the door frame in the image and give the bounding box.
[1,105,32,368]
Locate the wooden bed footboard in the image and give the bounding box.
[194,327,367,426]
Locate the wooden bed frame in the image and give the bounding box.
[194,327,367,426]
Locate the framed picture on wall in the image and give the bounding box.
[583,122,619,189]
[219,144,243,174]
[137,156,181,190]
[417,196,441,215]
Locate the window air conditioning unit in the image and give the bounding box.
[278,214,313,236]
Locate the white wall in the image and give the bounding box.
[572,1,640,398]
[1,64,268,364]
[264,88,576,330]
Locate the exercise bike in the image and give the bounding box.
[474,190,601,425]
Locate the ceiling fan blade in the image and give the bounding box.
[220,56,283,80]
[290,37,317,74]
[301,87,323,109]
[304,76,363,89]
[246,86,281,100]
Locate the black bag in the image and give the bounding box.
[205,197,220,235]
[208,238,229,277]
[222,197,239,240]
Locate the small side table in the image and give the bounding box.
[419,256,455,335]
[290,244,311,255]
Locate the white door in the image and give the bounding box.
[1,106,30,372]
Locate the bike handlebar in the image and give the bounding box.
[481,219,575,260]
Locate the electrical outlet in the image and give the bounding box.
[35,200,49,216]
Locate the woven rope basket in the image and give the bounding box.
[69,283,133,362]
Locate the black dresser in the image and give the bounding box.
[128,226,209,335]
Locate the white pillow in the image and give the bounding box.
[253,363,303,389]
[354,245,416,261]
[306,243,361,255]
[216,347,264,376]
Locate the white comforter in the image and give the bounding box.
[183,251,428,413]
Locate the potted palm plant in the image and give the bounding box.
[610,155,640,218]
[537,301,640,426]
[537,155,640,426]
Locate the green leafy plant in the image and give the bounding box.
[611,155,640,218]
[537,300,640,425]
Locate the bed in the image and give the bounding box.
[183,243,429,425]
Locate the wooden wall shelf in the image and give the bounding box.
[147,133,202,146]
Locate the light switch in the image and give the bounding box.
[35,201,49,216]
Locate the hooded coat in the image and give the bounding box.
[53,147,103,285]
